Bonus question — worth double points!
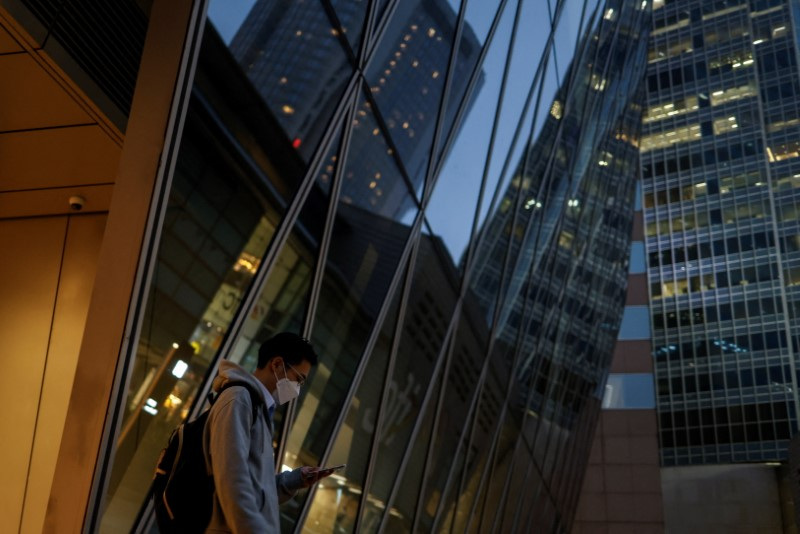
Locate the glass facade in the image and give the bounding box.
[96,0,651,532]
[645,0,800,466]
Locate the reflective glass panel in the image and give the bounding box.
[433,0,503,164]
[210,0,354,162]
[278,85,419,523]
[425,0,516,268]
[602,373,657,409]
[618,305,652,340]
[380,387,438,531]
[364,0,460,198]
[299,277,403,532]
[361,219,460,523]
[100,104,284,531]
[329,0,369,58]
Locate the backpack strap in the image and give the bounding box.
[209,382,262,424]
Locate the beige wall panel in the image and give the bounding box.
[0,53,90,132]
[46,0,199,528]
[21,213,106,534]
[0,125,121,191]
[0,26,22,53]
[0,184,113,218]
[0,216,66,529]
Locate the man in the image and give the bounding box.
[203,332,330,532]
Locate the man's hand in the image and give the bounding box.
[298,465,337,488]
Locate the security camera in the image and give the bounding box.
[69,195,86,211]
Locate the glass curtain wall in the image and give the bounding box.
[96,0,651,532]
[645,0,800,466]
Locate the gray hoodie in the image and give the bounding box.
[203,360,304,533]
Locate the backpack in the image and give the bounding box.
[152,382,261,533]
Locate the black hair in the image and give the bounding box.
[257,332,318,369]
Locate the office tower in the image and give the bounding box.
[643,0,799,467]
[1,0,649,532]
[229,0,481,217]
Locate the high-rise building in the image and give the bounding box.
[0,0,650,532]
[643,0,800,468]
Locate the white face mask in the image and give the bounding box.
[273,364,301,405]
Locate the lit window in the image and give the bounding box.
[639,124,701,152]
[591,73,607,91]
[643,96,699,123]
[550,100,562,119]
[713,116,739,135]
[709,83,757,105]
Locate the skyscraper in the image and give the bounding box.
[643,0,800,467]
[0,0,654,533]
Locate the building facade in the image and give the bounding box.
[0,0,650,532]
[644,0,800,467]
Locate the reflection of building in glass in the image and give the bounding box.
[229,0,358,157]
[230,0,481,218]
[2,0,654,532]
[644,0,800,467]
[462,0,650,523]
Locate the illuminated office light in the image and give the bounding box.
[172,360,188,379]
[550,100,563,119]
[171,342,179,349]
[282,104,295,115]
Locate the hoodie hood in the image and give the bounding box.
[212,360,271,407]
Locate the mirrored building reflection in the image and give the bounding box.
[0,0,650,532]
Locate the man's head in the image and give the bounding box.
[254,332,318,402]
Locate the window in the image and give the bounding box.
[643,95,699,123]
[602,374,656,409]
[640,124,701,152]
[618,305,651,340]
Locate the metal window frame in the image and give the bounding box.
[87,1,211,530]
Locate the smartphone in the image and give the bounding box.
[320,463,346,472]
